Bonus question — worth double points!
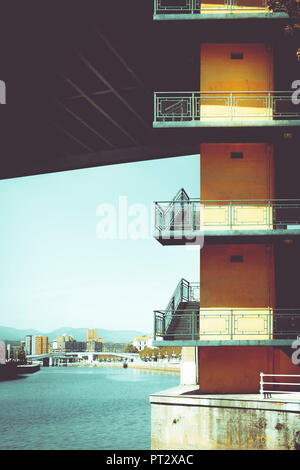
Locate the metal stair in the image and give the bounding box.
[165,300,200,340]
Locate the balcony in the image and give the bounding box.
[153,0,287,20]
[153,308,300,346]
[154,188,202,245]
[154,190,300,245]
[156,278,200,340]
[153,91,300,128]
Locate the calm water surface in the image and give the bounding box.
[0,366,179,450]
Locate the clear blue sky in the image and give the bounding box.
[0,155,200,334]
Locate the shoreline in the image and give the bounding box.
[65,361,181,374]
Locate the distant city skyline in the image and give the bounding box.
[0,155,200,332]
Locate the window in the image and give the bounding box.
[230,152,244,159]
[230,255,243,263]
[230,52,243,60]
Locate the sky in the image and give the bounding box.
[0,154,200,334]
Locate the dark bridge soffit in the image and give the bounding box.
[0,144,200,180]
[0,2,297,180]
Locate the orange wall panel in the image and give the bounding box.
[200,143,274,200]
[198,346,273,393]
[200,244,275,308]
[200,43,274,92]
[274,347,300,376]
[198,346,300,393]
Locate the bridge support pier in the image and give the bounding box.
[180,347,198,385]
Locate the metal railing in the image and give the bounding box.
[154,91,300,122]
[154,309,300,340]
[155,310,200,340]
[160,279,200,334]
[155,189,200,233]
[260,373,300,399]
[155,198,300,232]
[154,0,273,15]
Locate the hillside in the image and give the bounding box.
[0,325,148,343]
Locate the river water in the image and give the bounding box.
[0,366,179,450]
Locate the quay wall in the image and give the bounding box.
[151,386,300,450]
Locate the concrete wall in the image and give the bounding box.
[151,389,300,450]
[180,347,198,385]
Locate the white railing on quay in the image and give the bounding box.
[259,372,300,399]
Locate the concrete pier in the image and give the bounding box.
[150,386,300,450]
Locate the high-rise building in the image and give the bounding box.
[51,340,86,353]
[86,329,98,342]
[33,336,49,355]
[25,335,33,356]
[57,334,73,343]
[86,329,104,343]
[150,0,300,449]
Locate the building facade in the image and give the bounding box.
[86,328,104,343]
[32,336,49,355]
[133,336,154,351]
[25,335,33,356]
[151,0,300,449]
[51,340,87,353]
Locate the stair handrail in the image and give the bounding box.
[164,278,190,331]
[157,188,190,231]
[189,282,200,302]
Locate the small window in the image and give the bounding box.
[231,52,243,60]
[231,152,244,159]
[230,255,243,263]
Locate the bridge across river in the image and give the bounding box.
[27,352,139,366]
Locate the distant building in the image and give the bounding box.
[33,336,49,355]
[9,344,23,360]
[103,342,127,353]
[57,334,73,343]
[51,339,86,353]
[86,329,98,342]
[86,341,103,352]
[133,336,153,351]
[25,335,33,356]
[86,328,104,343]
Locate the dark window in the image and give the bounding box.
[231,152,244,159]
[230,255,243,263]
[231,52,244,60]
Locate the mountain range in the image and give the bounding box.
[0,325,148,343]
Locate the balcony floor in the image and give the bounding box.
[154,12,288,20]
[153,339,298,347]
[154,228,300,245]
[153,120,300,128]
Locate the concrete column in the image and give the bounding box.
[180,347,198,385]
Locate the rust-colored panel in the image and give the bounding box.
[200,244,275,308]
[198,346,274,393]
[199,44,274,119]
[200,143,274,200]
[200,43,274,93]
[274,347,300,390]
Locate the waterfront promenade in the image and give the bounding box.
[66,361,180,374]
